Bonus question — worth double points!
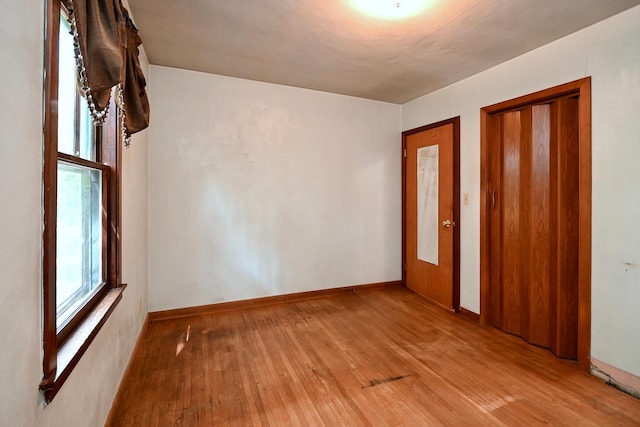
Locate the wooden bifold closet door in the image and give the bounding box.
[487,96,579,359]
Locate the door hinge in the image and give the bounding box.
[403,148,407,158]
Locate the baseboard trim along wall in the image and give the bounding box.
[458,306,480,323]
[149,281,403,323]
[105,314,150,427]
[591,358,640,399]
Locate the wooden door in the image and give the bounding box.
[486,97,579,358]
[403,118,459,311]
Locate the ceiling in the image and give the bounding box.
[126,0,640,104]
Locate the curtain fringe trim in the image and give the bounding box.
[67,4,111,125]
[116,84,131,147]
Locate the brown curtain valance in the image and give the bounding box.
[68,0,149,144]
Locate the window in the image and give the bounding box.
[41,0,149,402]
[41,0,125,403]
[56,10,109,338]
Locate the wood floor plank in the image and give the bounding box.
[107,288,640,426]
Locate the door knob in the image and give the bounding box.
[442,219,455,228]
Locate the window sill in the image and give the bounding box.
[40,284,126,404]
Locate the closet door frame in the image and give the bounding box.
[479,77,592,370]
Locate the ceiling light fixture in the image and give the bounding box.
[350,0,431,20]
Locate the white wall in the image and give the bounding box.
[0,2,149,426]
[403,6,640,380]
[148,66,402,311]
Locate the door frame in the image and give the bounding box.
[480,77,592,369]
[402,117,461,312]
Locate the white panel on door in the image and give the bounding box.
[417,145,438,265]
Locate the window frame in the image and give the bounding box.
[41,0,125,403]
[55,154,110,345]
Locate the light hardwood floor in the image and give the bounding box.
[107,287,640,426]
